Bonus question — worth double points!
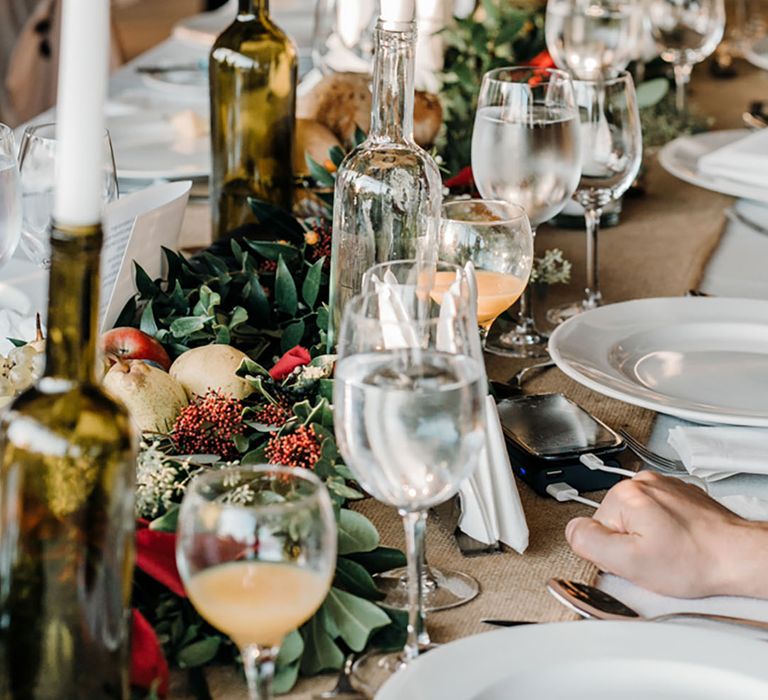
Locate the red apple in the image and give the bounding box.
[102,327,172,372]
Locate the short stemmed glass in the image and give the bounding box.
[547,72,643,324]
[17,123,118,268]
[0,124,21,275]
[439,200,534,343]
[472,67,582,358]
[360,259,481,614]
[176,465,337,700]
[545,0,645,80]
[649,0,725,114]
[334,293,486,695]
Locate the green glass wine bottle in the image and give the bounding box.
[0,224,136,699]
[210,0,298,239]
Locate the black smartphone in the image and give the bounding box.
[497,393,626,496]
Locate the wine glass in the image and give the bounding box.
[334,293,485,695]
[649,0,725,114]
[176,465,336,700]
[547,72,643,325]
[439,200,534,342]
[360,259,480,615]
[471,67,581,358]
[0,124,21,276]
[545,0,645,80]
[17,123,118,268]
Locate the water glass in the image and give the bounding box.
[649,0,725,114]
[176,465,336,700]
[334,292,485,695]
[547,72,643,324]
[17,123,118,268]
[0,123,21,274]
[545,0,645,79]
[472,67,581,358]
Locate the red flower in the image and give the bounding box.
[135,522,186,598]
[131,609,170,697]
[270,346,311,380]
[527,49,555,68]
[445,166,475,190]
[265,425,322,470]
[173,391,246,461]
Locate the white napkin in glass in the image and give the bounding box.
[668,426,768,482]
[698,128,768,189]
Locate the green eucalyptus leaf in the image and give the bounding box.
[228,306,248,329]
[334,558,384,599]
[300,610,344,675]
[138,301,158,336]
[243,276,271,325]
[636,78,670,110]
[170,316,209,337]
[275,256,298,315]
[273,661,300,695]
[323,587,390,651]
[148,506,179,533]
[347,546,407,574]
[281,319,305,352]
[277,629,304,665]
[177,637,221,668]
[337,509,379,555]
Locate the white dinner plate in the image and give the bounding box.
[745,36,768,72]
[658,130,768,204]
[141,66,208,96]
[548,297,768,427]
[376,622,768,700]
[107,110,210,180]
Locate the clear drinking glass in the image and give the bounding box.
[439,200,534,342]
[0,124,21,275]
[649,0,726,114]
[360,259,480,614]
[545,0,645,80]
[334,293,485,695]
[17,123,118,268]
[176,465,336,700]
[547,72,643,325]
[471,67,581,358]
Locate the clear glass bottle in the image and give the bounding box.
[210,0,298,239]
[0,224,136,699]
[328,14,442,344]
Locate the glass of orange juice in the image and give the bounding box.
[176,465,336,700]
[439,199,534,346]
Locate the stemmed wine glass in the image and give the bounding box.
[547,72,643,324]
[545,0,645,80]
[334,292,486,695]
[176,465,336,700]
[17,123,118,269]
[471,67,581,358]
[360,259,481,614]
[439,199,534,342]
[0,124,21,276]
[649,0,725,114]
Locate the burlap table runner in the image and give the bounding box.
[168,61,761,698]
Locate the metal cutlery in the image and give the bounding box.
[481,619,535,627]
[313,654,363,699]
[743,101,768,130]
[136,61,207,74]
[618,429,688,475]
[547,578,768,638]
[725,206,768,237]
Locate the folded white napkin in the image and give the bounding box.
[698,128,768,189]
[668,426,768,482]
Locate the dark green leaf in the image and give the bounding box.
[347,546,407,574]
[275,256,298,315]
[149,506,180,533]
[134,262,158,298]
[273,661,300,695]
[177,637,221,667]
[247,198,307,243]
[139,300,158,336]
[335,558,384,599]
[243,276,271,326]
[114,297,137,327]
[306,155,336,187]
[323,587,390,651]
[277,629,304,666]
[302,258,324,308]
[6,338,26,348]
[245,240,302,267]
[280,319,305,352]
[299,610,344,675]
[328,145,346,167]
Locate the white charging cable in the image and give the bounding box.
[579,453,636,478]
[545,482,601,509]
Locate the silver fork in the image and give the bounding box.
[618,429,688,475]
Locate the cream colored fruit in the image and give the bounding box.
[103,360,189,433]
[169,345,253,400]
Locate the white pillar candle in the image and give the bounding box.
[380,0,416,26]
[53,0,110,227]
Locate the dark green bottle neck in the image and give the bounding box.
[238,0,268,15]
[44,224,102,385]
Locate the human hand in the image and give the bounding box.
[566,472,768,599]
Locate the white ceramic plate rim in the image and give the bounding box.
[658,130,768,204]
[548,297,768,427]
[375,621,768,700]
[745,36,768,71]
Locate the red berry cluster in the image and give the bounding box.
[305,223,332,268]
[259,259,278,274]
[251,401,290,427]
[264,425,322,470]
[173,391,245,461]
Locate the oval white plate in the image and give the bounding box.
[745,36,768,72]
[658,130,768,204]
[548,297,768,427]
[376,622,768,700]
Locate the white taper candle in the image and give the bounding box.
[380,0,416,26]
[53,0,110,227]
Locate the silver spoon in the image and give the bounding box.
[547,578,768,637]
